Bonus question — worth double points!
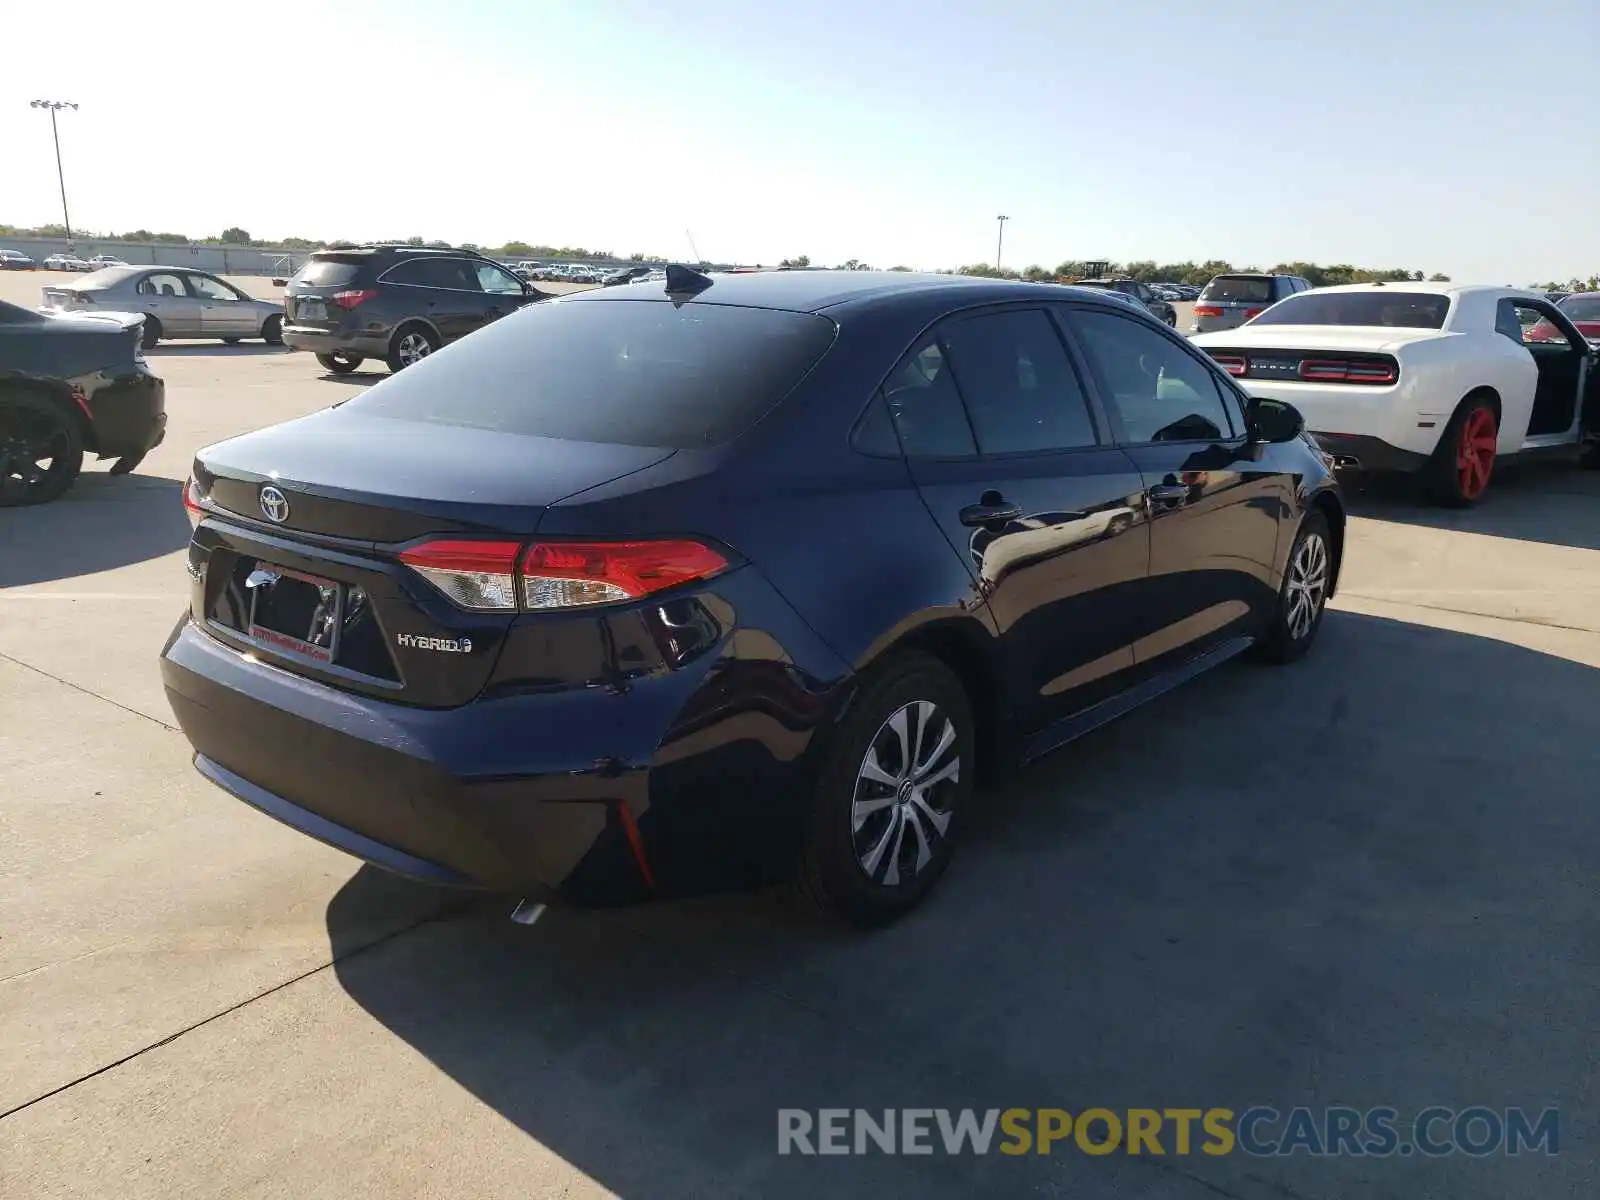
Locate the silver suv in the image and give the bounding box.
[1191,273,1312,334]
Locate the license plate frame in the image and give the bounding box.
[245,563,343,665]
[296,299,327,321]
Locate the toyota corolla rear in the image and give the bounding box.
[161,292,849,904]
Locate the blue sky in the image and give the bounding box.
[4,0,1595,281]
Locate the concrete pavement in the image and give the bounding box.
[2,345,1597,1199]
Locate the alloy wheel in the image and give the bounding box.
[1456,407,1497,500]
[1285,531,1329,641]
[0,410,71,502]
[397,332,433,366]
[851,700,960,887]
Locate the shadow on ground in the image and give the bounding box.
[327,612,1598,1199]
[145,343,292,357]
[0,470,191,587]
[1344,460,1600,551]
[317,372,385,387]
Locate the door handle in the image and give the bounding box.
[959,500,1022,527]
[1146,483,1190,506]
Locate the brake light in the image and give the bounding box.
[331,288,378,310]
[1208,352,1248,377]
[182,477,206,528]
[521,540,729,609]
[1298,358,1398,385]
[1194,305,1222,317]
[398,540,522,610]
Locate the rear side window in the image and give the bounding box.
[295,257,364,287]
[880,337,977,457]
[342,298,837,448]
[1200,276,1275,303]
[1248,291,1450,329]
[938,309,1099,454]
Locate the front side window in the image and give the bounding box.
[475,262,525,295]
[1512,301,1577,347]
[1069,308,1237,444]
[189,274,244,301]
[938,309,1100,455]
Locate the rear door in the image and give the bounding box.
[1061,303,1284,673]
[188,272,257,336]
[886,306,1149,731]
[136,271,203,335]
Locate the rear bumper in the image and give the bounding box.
[88,370,166,460]
[1312,432,1429,474]
[282,325,392,360]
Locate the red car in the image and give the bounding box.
[1527,292,1600,342]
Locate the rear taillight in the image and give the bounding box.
[1298,358,1398,385]
[397,537,730,612]
[1208,352,1248,377]
[397,540,522,610]
[183,477,206,528]
[1194,304,1222,317]
[520,540,729,609]
[331,288,378,310]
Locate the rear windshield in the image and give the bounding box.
[1200,275,1275,303]
[1247,291,1451,329]
[295,257,365,287]
[1558,293,1600,320]
[342,297,838,448]
[74,266,140,289]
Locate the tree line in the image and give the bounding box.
[3,221,1595,290]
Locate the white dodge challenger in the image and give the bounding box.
[1192,283,1599,504]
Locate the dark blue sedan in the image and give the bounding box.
[162,267,1344,926]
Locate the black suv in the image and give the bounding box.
[282,246,549,375]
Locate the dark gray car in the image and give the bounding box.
[1071,279,1177,326]
[40,266,285,349]
[1191,273,1312,334]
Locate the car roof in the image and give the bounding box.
[563,269,1122,314]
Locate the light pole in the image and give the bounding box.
[30,100,79,241]
[995,215,1009,270]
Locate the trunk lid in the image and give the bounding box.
[191,411,675,706]
[1194,325,1449,354]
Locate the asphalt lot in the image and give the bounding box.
[3,317,1599,1199]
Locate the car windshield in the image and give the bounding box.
[1246,291,1451,329]
[1558,293,1600,320]
[342,297,838,448]
[1200,276,1275,302]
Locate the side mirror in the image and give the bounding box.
[1248,396,1306,443]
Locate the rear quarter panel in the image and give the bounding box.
[1399,332,1536,453]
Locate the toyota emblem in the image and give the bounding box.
[259,485,290,523]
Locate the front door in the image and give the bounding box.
[1061,303,1286,673]
[883,307,1149,733]
[188,273,257,336]
[137,271,203,336]
[1504,298,1589,439]
[469,260,534,330]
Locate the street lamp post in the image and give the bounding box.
[995,214,1009,270]
[30,100,79,241]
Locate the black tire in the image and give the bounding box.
[315,352,363,375]
[385,323,439,373]
[221,337,241,345]
[1578,437,1600,470]
[1254,509,1332,664]
[1425,393,1499,507]
[795,651,975,927]
[0,392,85,506]
[261,313,284,346]
[140,316,162,351]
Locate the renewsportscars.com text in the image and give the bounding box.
[777,1106,1559,1158]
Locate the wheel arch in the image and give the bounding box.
[858,615,1012,787]
[1,380,96,454]
[389,316,443,346]
[1308,488,1346,597]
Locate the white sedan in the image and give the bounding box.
[1193,283,1599,504]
